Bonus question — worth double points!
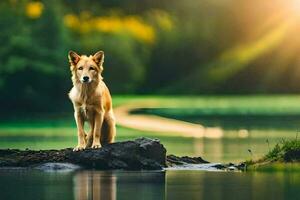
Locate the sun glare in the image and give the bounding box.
[289,0,300,16]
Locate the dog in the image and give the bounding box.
[68,50,116,151]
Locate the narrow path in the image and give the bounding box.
[114,103,223,138]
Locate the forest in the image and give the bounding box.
[1,0,300,113]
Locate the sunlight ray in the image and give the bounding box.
[208,20,293,82]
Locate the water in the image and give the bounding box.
[1,114,300,200]
[131,109,300,162]
[1,129,296,163]
[0,169,299,200]
[0,117,299,163]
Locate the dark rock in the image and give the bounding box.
[211,164,226,170]
[0,138,247,171]
[212,162,246,171]
[166,155,245,171]
[166,154,209,166]
[0,137,166,170]
[236,162,246,170]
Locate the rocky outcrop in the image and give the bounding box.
[0,137,245,171]
[0,138,166,170]
[166,154,245,171]
[166,154,209,166]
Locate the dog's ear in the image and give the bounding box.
[93,51,104,67]
[68,51,80,66]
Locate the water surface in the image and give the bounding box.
[0,116,299,163]
[1,112,300,200]
[0,169,299,200]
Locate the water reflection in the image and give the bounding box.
[74,171,117,200]
[72,170,300,200]
[0,169,299,200]
[73,171,165,200]
[166,171,300,200]
[189,129,299,162]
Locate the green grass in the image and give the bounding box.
[2,94,300,140]
[246,138,300,171]
[3,95,300,125]
[0,125,158,138]
[264,138,300,162]
[113,95,300,115]
[0,124,198,156]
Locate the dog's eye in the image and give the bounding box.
[78,66,83,70]
[89,66,95,71]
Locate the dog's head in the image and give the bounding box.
[68,51,104,84]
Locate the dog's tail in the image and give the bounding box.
[100,116,116,146]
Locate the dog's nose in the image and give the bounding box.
[83,76,89,82]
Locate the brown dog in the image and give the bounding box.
[68,50,116,151]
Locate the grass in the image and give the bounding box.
[113,95,300,115]
[0,124,199,156]
[3,95,300,123]
[4,94,300,131]
[264,137,300,162]
[124,95,300,130]
[246,137,300,171]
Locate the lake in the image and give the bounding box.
[1,127,298,163]
[1,104,300,200]
[0,122,299,200]
[2,95,300,163]
[1,114,298,163]
[0,169,299,200]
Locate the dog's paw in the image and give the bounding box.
[91,143,101,149]
[73,145,86,151]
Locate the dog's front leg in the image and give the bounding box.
[85,119,94,148]
[73,109,86,151]
[91,110,104,149]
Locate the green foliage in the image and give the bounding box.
[265,143,282,160]
[2,0,300,113]
[0,1,70,113]
[246,138,300,171]
[265,138,300,162]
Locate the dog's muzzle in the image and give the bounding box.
[82,76,90,83]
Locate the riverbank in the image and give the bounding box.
[246,138,300,171]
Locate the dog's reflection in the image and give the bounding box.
[73,171,116,200]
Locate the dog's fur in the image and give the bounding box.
[68,50,116,151]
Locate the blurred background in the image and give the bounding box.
[1,0,300,162]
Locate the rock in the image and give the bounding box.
[211,164,226,170]
[166,155,246,171]
[166,154,209,166]
[0,137,166,170]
